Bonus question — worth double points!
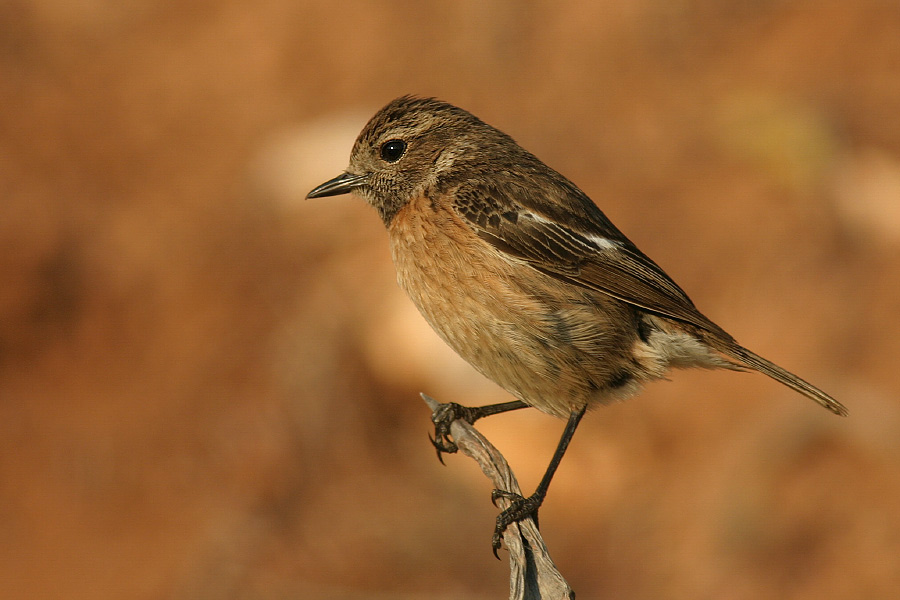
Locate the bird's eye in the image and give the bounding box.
[380,139,407,163]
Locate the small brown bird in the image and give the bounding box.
[307,95,847,554]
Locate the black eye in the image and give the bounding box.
[380,139,406,163]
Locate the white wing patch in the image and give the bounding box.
[526,212,620,251]
[582,232,620,250]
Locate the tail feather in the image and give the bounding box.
[716,343,848,416]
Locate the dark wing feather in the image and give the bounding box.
[451,180,729,337]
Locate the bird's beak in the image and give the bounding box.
[306,172,369,199]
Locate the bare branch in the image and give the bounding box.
[422,394,575,600]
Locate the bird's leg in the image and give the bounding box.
[491,405,587,558]
[429,399,529,462]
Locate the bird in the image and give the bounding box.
[306,95,847,555]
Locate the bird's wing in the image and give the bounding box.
[448,179,850,417]
[450,180,727,336]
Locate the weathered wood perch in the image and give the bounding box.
[422,394,575,600]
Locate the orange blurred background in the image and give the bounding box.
[2,1,900,598]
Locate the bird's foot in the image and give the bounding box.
[490,489,544,559]
[428,402,483,464]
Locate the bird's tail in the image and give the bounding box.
[713,341,848,416]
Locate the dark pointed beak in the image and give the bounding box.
[306,172,369,198]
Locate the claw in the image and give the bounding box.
[491,488,516,508]
[427,432,453,465]
[492,533,503,560]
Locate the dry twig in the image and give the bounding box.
[422,394,575,600]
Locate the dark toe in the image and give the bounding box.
[490,490,543,555]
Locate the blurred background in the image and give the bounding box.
[2,1,899,598]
